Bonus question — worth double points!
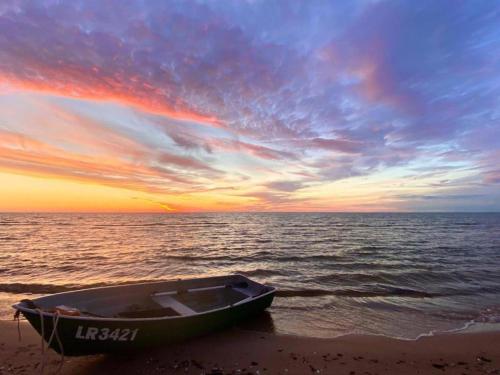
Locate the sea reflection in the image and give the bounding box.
[1,212,500,338]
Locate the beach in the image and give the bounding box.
[2,320,499,375]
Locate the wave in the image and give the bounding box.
[0,273,283,295]
[0,283,76,294]
[275,254,343,262]
[0,280,163,294]
[0,281,441,298]
[312,269,467,286]
[152,254,260,262]
[238,269,286,277]
[91,221,232,228]
[474,306,500,323]
[156,251,275,263]
[276,287,441,298]
[255,239,273,243]
[160,254,230,262]
[92,223,170,227]
[0,236,18,240]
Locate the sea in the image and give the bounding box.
[1,212,499,339]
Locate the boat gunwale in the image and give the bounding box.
[12,274,276,322]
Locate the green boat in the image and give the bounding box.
[12,274,276,356]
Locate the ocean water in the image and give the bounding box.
[1,212,499,339]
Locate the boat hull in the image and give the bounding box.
[20,285,275,356]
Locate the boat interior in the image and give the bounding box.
[20,275,273,319]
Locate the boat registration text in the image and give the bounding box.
[75,326,139,341]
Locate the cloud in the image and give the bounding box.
[484,170,500,184]
[131,197,178,212]
[0,0,302,133]
[0,1,499,211]
[155,151,219,173]
[0,95,226,194]
[167,132,213,154]
[209,138,296,161]
[234,190,309,211]
[0,128,194,193]
[0,2,222,126]
[396,194,486,201]
[265,180,303,192]
[306,137,366,154]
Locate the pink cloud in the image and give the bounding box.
[0,122,218,194]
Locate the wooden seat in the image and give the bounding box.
[151,294,196,316]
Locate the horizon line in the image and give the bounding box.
[1,211,499,214]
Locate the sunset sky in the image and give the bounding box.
[0,0,499,212]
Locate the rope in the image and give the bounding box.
[36,310,65,375]
[48,313,64,374]
[13,309,22,341]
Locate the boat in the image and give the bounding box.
[12,274,276,356]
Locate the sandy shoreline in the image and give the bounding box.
[1,320,499,375]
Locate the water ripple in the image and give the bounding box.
[1,212,500,338]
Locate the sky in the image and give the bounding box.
[0,0,499,212]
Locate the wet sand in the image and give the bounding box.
[1,320,499,374]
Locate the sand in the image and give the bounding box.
[1,320,499,375]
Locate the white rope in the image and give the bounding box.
[49,313,64,374]
[36,310,65,375]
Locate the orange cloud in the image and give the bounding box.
[2,76,224,129]
[0,129,212,195]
